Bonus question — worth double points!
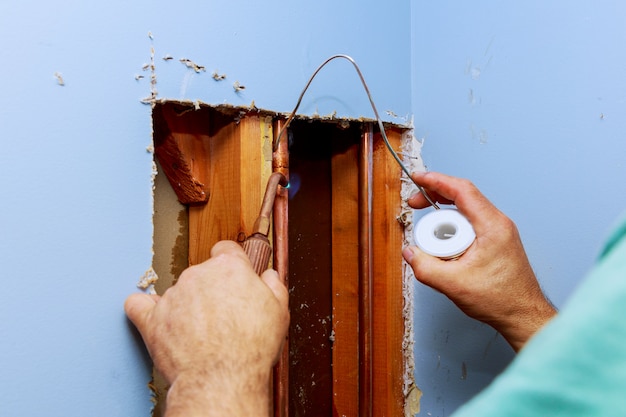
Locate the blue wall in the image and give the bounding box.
[0,1,410,415]
[4,1,623,415]
[411,1,626,415]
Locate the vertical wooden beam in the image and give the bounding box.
[331,139,360,416]
[188,113,268,265]
[371,127,405,416]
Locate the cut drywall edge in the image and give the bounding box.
[400,130,426,417]
[149,157,190,416]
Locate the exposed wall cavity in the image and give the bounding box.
[143,98,419,415]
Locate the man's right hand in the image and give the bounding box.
[403,172,556,351]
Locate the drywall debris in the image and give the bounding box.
[401,129,425,417]
[386,110,410,124]
[233,80,246,92]
[233,109,247,124]
[386,110,398,118]
[54,72,65,86]
[151,160,158,190]
[179,58,206,73]
[140,36,158,105]
[212,71,226,81]
[405,385,422,416]
[399,132,426,201]
[137,266,159,294]
[396,209,413,227]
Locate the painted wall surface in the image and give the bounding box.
[411,1,626,415]
[0,1,410,415]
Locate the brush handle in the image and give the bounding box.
[242,234,272,276]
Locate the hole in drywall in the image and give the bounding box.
[149,100,413,416]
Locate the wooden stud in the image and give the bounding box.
[371,127,405,417]
[187,113,269,265]
[331,138,360,416]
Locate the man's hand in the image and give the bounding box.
[125,240,289,417]
[403,172,556,351]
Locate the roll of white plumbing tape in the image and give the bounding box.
[413,209,476,259]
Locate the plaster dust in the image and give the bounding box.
[399,130,426,416]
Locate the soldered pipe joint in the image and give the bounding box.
[252,172,288,236]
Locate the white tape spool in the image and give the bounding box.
[413,209,476,259]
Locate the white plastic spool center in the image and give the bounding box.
[413,209,476,259]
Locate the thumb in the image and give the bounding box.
[260,269,289,311]
[124,293,159,333]
[402,245,449,290]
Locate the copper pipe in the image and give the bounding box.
[242,172,288,275]
[254,172,288,235]
[358,124,374,417]
[272,119,290,417]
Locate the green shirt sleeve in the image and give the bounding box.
[450,214,626,417]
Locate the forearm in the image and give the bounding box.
[164,369,272,417]
[491,295,557,352]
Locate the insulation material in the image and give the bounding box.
[399,130,426,416]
